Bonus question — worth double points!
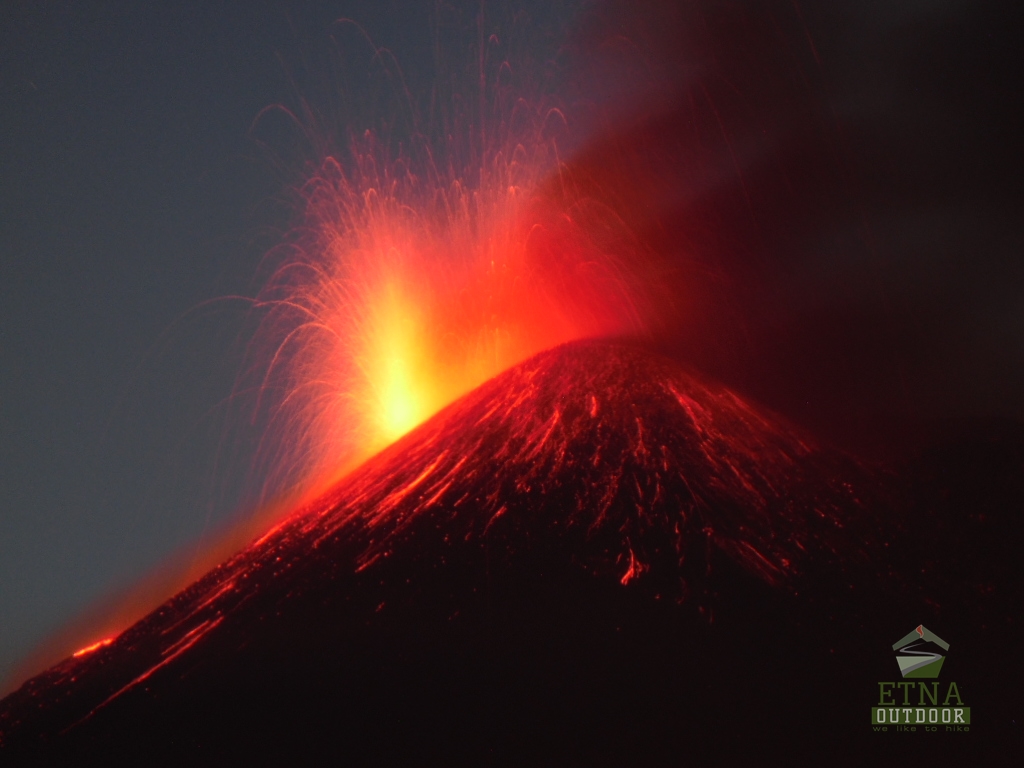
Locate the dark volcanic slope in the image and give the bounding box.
[2,340,1006,765]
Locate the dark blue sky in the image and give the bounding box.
[2,0,1022,689]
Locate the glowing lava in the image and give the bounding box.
[70,639,113,659]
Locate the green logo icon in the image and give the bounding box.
[893,625,949,678]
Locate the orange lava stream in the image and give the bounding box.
[71,638,113,659]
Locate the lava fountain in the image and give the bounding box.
[240,27,651,505]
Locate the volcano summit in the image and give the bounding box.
[0,340,1015,765]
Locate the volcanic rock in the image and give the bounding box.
[0,340,1017,765]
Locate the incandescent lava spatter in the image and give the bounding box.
[1,340,1018,765]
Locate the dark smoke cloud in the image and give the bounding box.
[567,0,1024,455]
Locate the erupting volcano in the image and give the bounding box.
[4,2,1023,765]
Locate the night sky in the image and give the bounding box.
[1,0,1021,690]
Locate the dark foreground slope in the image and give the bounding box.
[1,340,1019,765]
